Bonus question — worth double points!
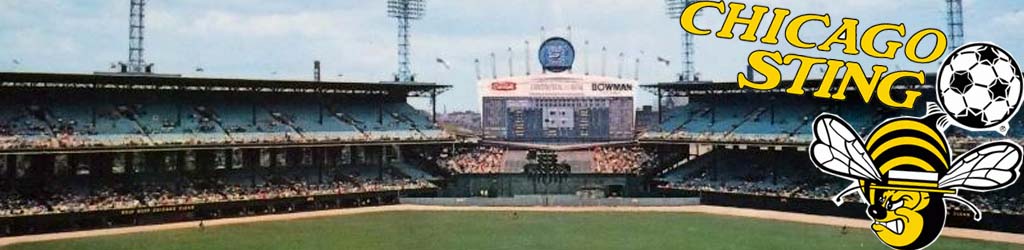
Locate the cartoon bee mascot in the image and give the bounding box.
[810,42,1024,250]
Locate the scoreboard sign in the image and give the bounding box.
[479,75,636,98]
[490,81,517,91]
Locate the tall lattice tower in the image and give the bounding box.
[666,0,696,82]
[945,0,964,53]
[127,0,149,73]
[387,0,425,82]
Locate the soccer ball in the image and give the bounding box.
[937,43,1023,129]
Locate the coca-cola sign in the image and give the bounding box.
[491,81,516,91]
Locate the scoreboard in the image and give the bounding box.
[479,74,636,142]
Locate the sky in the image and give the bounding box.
[2,0,1024,112]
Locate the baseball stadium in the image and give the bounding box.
[1,1,1024,250]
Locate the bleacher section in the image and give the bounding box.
[658,148,846,200]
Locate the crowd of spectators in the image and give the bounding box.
[642,131,811,145]
[439,146,505,174]
[0,129,451,150]
[0,178,432,217]
[949,192,1024,215]
[591,147,651,174]
[659,178,798,198]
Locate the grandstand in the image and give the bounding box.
[639,76,1024,233]
[0,72,454,235]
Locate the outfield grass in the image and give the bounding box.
[3,211,1020,250]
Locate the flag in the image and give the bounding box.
[436,58,451,69]
[656,57,670,66]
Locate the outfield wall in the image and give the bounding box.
[402,196,700,207]
[0,189,434,237]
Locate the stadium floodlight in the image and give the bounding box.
[601,46,607,76]
[617,52,625,79]
[474,58,481,80]
[634,58,640,81]
[387,0,426,82]
[566,26,573,42]
[945,0,963,55]
[126,0,154,73]
[583,40,590,75]
[524,40,531,75]
[314,60,321,82]
[507,47,514,77]
[665,0,697,82]
[635,50,645,81]
[490,52,497,79]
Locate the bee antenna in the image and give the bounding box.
[832,182,862,206]
[944,194,983,221]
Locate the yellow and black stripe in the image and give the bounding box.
[865,117,950,175]
[860,116,954,196]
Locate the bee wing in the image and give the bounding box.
[810,113,881,181]
[939,140,1022,191]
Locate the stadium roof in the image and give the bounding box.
[0,72,451,97]
[641,73,936,96]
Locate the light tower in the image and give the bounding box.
[507,47,514,77]
[126,0,152,73]
[601,46,607,76]
[945,0,964,53]
[387,0,425,82]
[617,52,625,79]
[666,0,697,82]
[474,58,481,80]
[490,52,497,79]
[583,40,590,75]
[524,40,531,75]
